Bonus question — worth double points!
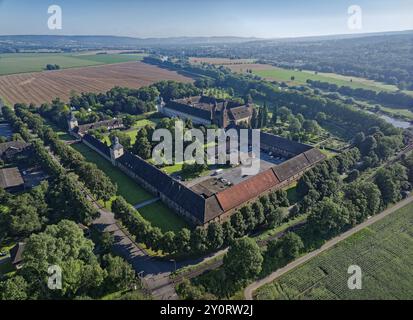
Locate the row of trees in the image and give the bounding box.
[2,106,99,225]
[112,189,289,257]
[13,104,118,203]
[307,79,413,109]
[353,128,404,168]
[1,107,143,300]
[177,231,305,299]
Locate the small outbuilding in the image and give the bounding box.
[0,167,25,193]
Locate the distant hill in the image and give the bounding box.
[0,35,260,52]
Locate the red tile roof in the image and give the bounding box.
[216,169,280,212]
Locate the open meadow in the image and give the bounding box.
[254,201,413,300]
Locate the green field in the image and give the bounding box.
[137,201,189,233]
[71,142,152,205]
[0,53,145,75]
[255,201,413,300]
[71,142,188,232]
[254,67,401,92]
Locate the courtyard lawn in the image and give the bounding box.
[71,143,152,204]
[137,201,190,233]
[254,201,413,300]
[72,142,189,233]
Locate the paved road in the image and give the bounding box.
[244,194,413,300]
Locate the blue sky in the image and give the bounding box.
[0,0,412,38]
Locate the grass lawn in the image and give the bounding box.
[254,201,413,300]
[162,162,184,175]
[137,201,190,233]
[72,142,189,233]
[102,119,157,146]
[254,67,400,92]
[286,184,300,204]
[71,143,152,205]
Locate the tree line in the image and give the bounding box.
[112,188,289,257]
[306,79,413,109]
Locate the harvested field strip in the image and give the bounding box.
[0,61,193,106]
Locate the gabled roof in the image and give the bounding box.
[0,141,30,156]
[78,118,123,134]
[216,169,280,212]
[228,106,251,121]
[82,134,111,157]
[304,148,326,165]
[0,167,24,189]
[260,132,312,155]
[272,154,310,181]
[117,150,221,223]
[164,100,213,121]
[10,242,25,265]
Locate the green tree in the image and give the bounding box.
[176,228,191,253]
[0,276,29,300]
[223,238,263,283]
[308,198,350,237]
[102,254,135,291]
[190,227,208,252]
[21,220,105,299]
[133,128,152,159]
[207,222,224,250]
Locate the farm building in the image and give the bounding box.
[159,95,253,128]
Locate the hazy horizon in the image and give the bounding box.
[0,0,412,39]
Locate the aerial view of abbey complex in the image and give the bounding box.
[0,0,412,312]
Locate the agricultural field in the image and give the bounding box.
[0,52,146,75]
[254,201,413,300]
[0,61,192,106]
[71,142,189,232]
[226,63,403,92]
